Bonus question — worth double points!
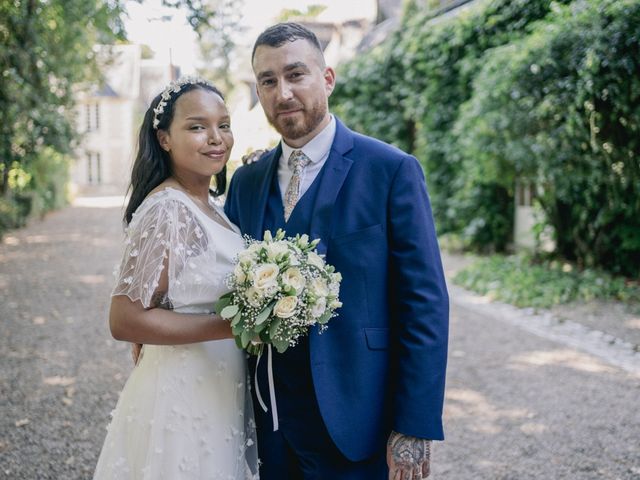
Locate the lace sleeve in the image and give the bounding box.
[111,196,209,308]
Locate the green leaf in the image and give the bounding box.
[232,323,245,336]
[272,336,289,353]
[255,305,273,325]
[268,317,282,338]
[220,304,239,319]
[318,311,332,324]
[230,311,242,327]
[240,329,253,348]
[214,295,231,315]
[254,319,269,333]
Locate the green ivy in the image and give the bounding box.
[453,254,640,308]
[456,0,640,275]
[331,0,640,277]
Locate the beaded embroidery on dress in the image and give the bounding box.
[94,188,259,480]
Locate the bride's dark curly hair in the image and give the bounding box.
[124,82,227,224]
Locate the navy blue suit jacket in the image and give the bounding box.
[225,118,449,461]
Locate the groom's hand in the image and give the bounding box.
[241,149,266,165]
[387,431,431,479]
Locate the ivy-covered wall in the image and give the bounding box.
[331,0,640,276]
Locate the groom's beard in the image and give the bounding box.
[268,100,327,141]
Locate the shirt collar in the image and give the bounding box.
[280,115,336,167]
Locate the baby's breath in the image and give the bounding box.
[215,229,342,354]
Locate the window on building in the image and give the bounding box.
[87,153,93,183]
[94,103,100,131]
[516,181,536,207]
[96,152,102,183]
[87,152,102,184]
[85,104,92,132]
[86,102,100,132]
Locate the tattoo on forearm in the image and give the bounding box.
[150,291,172,310]
[389,431,431,472]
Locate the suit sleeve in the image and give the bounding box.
[388,155,449,441]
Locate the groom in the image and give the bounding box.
[225,22,449,479]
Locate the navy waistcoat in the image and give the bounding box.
[261,160,326,399]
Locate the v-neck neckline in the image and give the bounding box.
[158,187,239,235]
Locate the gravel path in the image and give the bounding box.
[0,197,131,479]
[1,198,638,479]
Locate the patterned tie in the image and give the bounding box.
[283,150,311,221]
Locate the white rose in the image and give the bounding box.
[310,296,326,318]
[273,296,298,318]
[288,255,301,267]
[238,249,255,265]
[234,263,247,283]
[252,263,279,292]
[329,299,343,309]
[329,280,340,296]
[306,251,325,270]
[281,267,305,292]
[245,286,263,307]
[310,277,329,297]
[265,241,289,261]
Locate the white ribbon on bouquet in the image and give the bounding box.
[254,344,279,431]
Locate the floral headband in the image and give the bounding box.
[152,75,213,130]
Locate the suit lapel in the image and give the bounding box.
[249,145,281,240]
[309,119,354,255]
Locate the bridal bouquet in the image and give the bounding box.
[215,229,342,354]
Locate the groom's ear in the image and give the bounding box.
[324,67,336,97]
[254,82,262,102]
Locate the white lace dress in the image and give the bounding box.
[94,188,258,480]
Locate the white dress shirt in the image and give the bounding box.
[277,115,337,203]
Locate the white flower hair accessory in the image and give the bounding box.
[152,75,214,130]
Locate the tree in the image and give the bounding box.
[277,5,328,22]
[197,0,246,94]
[0,0,221,232]
[0,0,126,198]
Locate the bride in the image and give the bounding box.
[93,77,258,479]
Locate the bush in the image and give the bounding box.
[0,148,70,237]
[0,197,22,236]
[455,0,640,275]
[453,254,640,308]
[331,0,640,277]
[331,0,572,238]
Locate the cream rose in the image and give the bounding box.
[234,263,247,283]
[310,296,326,318]
[329,299,343,309]
[310,277,329,297]
[306,251,325,270]
[281,267,305,292]
[252,263,279,292]
[273,296,298,318]
[245,286,263,307]
[265,241,289,261]
[238,249,255,265]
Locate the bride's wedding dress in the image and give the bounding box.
[94,188,258,480]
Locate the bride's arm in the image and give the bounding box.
[109,296,232,345]
[109,263,232,345]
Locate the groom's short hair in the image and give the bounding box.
[252,22,325,66]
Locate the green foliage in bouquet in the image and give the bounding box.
[214,229,342,354]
